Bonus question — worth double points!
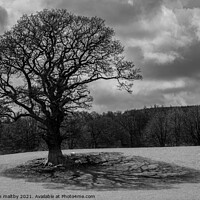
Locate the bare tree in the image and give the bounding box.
[61,112,85,149]
[183,106,200,145]
[0,9,141,164]
[116,110,146,147]
[167,108,184,146]
[145,110,170,147]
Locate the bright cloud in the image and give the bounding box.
[126,5,199,64]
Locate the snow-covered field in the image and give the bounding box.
[0,146,200,200]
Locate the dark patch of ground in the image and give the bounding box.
[2,152,200,190]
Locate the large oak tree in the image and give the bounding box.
[0,9,141,165]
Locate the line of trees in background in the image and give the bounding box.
[1,105,200,155]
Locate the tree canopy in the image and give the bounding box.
[0,9,141,164]
[0,9,141,123]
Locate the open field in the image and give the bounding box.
[0,146,200,200]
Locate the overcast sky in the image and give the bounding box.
[0,0,200,113]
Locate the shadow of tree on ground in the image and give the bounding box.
[2,152,200,191]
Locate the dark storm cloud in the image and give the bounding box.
[0,6,8,33]
[183,0,200,8]
[43,0,137,25]
[42,0,163,26]
[42,0,200,81]
[143,42,200,80]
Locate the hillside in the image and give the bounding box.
[1,105,200,155]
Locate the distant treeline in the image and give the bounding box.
[1,105,200,154]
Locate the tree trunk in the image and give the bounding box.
[130,132,134,147]
[45,122,65,165]
[47,142,64,165]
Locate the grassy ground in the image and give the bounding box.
[3,152,200,191]
[0,147,200,200]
